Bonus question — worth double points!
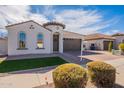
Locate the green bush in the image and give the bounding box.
[108,42,113,52]
[87,61,116,88]
[52,63,87,88]
[118,43,124,52]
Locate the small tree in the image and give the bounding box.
[108,41,113,52]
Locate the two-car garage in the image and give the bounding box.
[63,31,84,52]
[63,38,81,51]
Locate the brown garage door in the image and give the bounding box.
[63,38,81,51]
[103,41,113,50]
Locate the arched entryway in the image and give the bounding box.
[53,32,59,52]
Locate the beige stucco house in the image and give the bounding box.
[83,33,124,51]
[0,20,84,56]
[84,33,115,50]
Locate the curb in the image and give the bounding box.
[0,65,57,77]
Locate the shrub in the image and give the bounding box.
[118,43,124,52]
[87,61,116,88]
[52,63,87,88]
[108,42,113,52]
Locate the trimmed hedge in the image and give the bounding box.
[52,63,87,88]
[119,43,124,52]
[87,61,116,88]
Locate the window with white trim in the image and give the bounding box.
[37,34,44,48]
[18,32,26,49]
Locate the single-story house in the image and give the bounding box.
[0,20,84,56]
[0,37,8,55]
[84,33,115,50]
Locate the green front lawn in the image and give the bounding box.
[0,57,68,73]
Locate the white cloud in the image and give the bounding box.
[0,5,48,28]
[29,13,48,24]
[0,5,120,36]
[42,5,56,17]
[104,29,120,35]
[54,9,118,35]
[0,5,50,37]
[0,6,30,26]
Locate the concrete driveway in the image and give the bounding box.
[80,51,124,61]
[65,50,123,62]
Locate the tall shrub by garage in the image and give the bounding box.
[108,41,113,52]
[52,63,87,88]
[87,61,116,88]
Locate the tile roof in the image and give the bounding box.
[43,22,65,29]
[84,33,115,41]
[5,20,52,32]
[64,31,84,36]
[112,33,124,36]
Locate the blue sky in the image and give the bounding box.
[0,5,124,37]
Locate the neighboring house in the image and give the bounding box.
[0,37,8,55]
[1,20,84,56]
[112,33,124,49]
[84,33,115,50]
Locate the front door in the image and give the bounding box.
[53,34,59,52]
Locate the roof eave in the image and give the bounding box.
[5,20,52,32]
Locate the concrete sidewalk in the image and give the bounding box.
[105,58,124,87]
[0,69,53,88]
